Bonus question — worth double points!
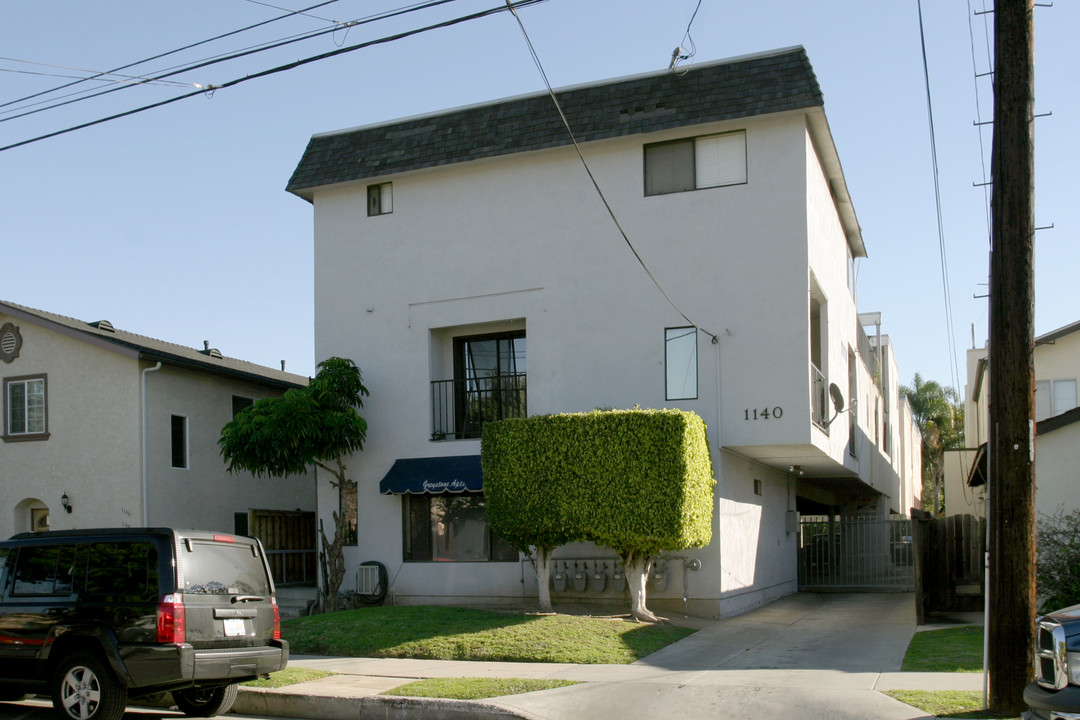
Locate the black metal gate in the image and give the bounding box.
[798,515,915,591]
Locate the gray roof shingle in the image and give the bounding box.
[287,46,823,196]
[0,300,308,389]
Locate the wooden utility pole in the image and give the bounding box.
[987,0,1036,713]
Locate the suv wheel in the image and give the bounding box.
[50,652,127,720]
[172,684,239,717]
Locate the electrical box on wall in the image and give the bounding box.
[786,510,799,534]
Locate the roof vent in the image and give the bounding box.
[90,320,115,333]
[201,340,223,359]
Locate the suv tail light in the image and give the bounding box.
[272,597,281,640]
[157,593,186,644]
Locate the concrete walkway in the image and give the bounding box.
[234,593,985,720]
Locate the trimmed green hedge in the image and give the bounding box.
[481,409,714,557]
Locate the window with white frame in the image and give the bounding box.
[1036,379,1078,421]
[665,327,698,400]
[367,182,393,216]
[644,130,746,196]
[5,375,47,439]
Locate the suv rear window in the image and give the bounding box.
[82,541,159,602]
[183,541,270,596]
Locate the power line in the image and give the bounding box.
[916,0,961,393]
[0,0,549,154]
[0,0,345,112]
[503,0,718,342]
[0,0,465,124]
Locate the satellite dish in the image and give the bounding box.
[829,383,845,413]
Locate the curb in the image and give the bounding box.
[234,687,533,720]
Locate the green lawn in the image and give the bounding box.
[241,667,334,688]
[885,690,1018,719]
[902,626,984,672]
[282,605,693,664]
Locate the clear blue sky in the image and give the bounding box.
[2,1,1076,392]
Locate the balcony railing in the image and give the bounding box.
[811,362,828,430]
[431,373,527,439]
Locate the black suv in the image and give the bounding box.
[0,528,289,720]
[1025,603,1080,720]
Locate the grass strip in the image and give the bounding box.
[283,606,693,664]
[385,677,580,699]
[884,690,1019,719]
[902,626,984,672]
[241,667,334,688]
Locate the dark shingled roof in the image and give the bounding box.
[287,46,823,197]
[0,300,308,390]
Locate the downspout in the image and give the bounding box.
[141,362,163,526]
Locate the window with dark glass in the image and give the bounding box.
[448,331,526,439]
[12,544,75,596]
[82,542,159,602]
[402,493,517,562]
[171,414,188,469]
[232,395,254,417]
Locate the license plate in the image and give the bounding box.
[223,618,246,637]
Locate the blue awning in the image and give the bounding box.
[378,455,483,495]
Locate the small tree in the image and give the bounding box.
[219,357,369,612]
[901,373,964,514]
[1037,508,1080,612]
[483,409,714,621]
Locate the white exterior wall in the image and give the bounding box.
[0,317,141,536]
[311,109,914,616]
[951,327,1079,519]
[143,365,314,532]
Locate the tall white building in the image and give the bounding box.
[287,47,921,617]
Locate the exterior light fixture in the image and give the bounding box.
[61,493,72,513]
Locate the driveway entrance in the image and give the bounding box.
[797,515,915,591]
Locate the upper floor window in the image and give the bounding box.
[1036,379,1078,421]
[644,130,746,196]
[367,182,393,216]
[232,395,254,417]
[5,375,47,440]
[432,330,526,440]
[665,327,698,400]
[171,414,188,469]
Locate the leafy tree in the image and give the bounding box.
[219,357,369,612]
[1037,508,1080,612]
[901,373,964,515]
[482,409,714,621]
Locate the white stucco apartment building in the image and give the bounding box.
[945,319,1080,520]
[287,47,921,617]
[0,301,318,599]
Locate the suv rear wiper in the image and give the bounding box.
[231,595,266,604]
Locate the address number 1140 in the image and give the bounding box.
[744,407,783,420]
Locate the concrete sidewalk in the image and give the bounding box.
[234,593,985,720]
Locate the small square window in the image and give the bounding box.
[232,395,254,417]
[367,182,393,216]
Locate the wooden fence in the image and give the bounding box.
[912,510,986,623]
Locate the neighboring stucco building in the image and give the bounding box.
[0,301,318,598]
[287,47,921,617]
[946,319,1080,519]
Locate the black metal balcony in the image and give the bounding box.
[431,373,527,439]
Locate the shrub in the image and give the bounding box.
[1037,508,1080,613]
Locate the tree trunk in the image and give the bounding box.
[315,459,351,613]
[535,546,553,613]
[623,553,658,622]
